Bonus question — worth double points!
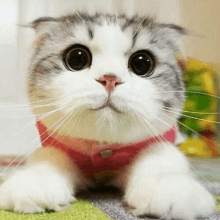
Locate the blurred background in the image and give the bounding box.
[0,0,219,180]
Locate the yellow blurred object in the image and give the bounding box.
[178,58,219,157]
[198,115,216,131]
[200,71,215,95]
[184,100,196,109]
[179,138,213,157]
[187,59,213,71]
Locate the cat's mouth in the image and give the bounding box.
[90,99,122,113]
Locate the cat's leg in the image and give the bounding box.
[123,143,216,220]
[0,147,83,213]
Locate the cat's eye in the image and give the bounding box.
[63,44,92,71]
[128,50,155,77]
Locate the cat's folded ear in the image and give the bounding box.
[159,23,203,60]
[160,23,204,38]
[30,17,58,32]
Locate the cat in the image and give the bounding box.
[0,12,216,219]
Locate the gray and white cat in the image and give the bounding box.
[0,13,216,219]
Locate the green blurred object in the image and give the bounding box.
[179,59,216,137]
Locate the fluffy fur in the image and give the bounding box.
[0,13,216,219]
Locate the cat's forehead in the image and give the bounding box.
[32,13,185,59]
[74,21,133,54]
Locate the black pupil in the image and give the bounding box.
[131,54,152,76]
[67,49,88,70]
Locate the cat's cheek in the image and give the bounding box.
[112,79,158,113]
[50,72,107,110]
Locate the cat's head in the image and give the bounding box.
[28,13,187,143]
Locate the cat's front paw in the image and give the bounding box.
[0,163,75,213]
[123,176,216,220]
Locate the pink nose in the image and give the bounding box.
[96,75,122,92]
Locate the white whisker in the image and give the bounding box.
[157,89,220,100]
[135,112,170,148]
[0,94,67,108]
[5,111,73,177]
[152,111,212,184]
[164,106,218,115]
[4,108,64,141]
[47,107,84,144]
[154,103,219,124]
[0,103,73,176]
[75,11,90,30]
[133,15,148,36]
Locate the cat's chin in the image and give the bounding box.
[39,105,176,144]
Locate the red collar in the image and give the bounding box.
[36,121,177,176]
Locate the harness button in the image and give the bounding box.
[100,150,113,158]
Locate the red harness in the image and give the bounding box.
[36,121,177,176]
